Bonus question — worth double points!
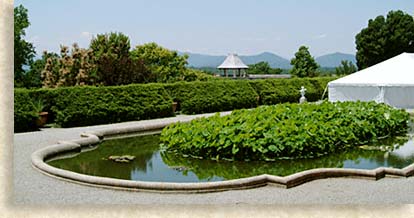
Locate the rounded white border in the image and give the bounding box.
[31,121,414,193]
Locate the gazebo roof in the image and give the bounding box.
[217,53,249,69]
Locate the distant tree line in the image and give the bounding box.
[247,61,283,75]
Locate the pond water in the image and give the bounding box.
[47,133,414,183]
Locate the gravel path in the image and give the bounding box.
[14,112,414,204]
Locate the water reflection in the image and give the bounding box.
[48,134,414,182]
[48,135,159,180]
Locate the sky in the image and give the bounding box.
[14,0,414,59]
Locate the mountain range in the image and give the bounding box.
[179,51,356,69]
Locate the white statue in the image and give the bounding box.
[299,86,307,103]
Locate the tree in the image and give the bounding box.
[180,68,213,82]
[42,44,97,88]
[247,61,283,74]
[335,60,357,75]
[290,46,319,77]
[23,51,58,88]
[89,32,150,86]
[355,10,414,70]
[131,42,188,83]
[14,5,36,87]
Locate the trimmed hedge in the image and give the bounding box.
[160,101,410,161]
[14,77,335,132]
[248,77,334,105]
[51,84,174,127]
[163,80,259,114]
[14,89,38,132]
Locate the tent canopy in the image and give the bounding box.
[328,53,414,108]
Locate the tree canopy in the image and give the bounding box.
[335,60,357,75]
[247,61,283,74]
[355,10,414,70]
[21,51,58,88]
[42,44,97,88]
[89,32,150,86]
[289,46,319,77]
[14,5,36,87]
[131,42,188,83]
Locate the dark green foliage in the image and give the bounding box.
[160,101,410,161]
[14,89,38,132]
[247,61,283,74]
[180,68,215,82]
[163,80,259,114]
[335,60,357,75]
[356,10,414,70]
[21,52,59,88]
[90,32,151,86]
[15,78,333,132]
[14,5,35,87]
[248,77,334,105]
[51,84,173,127]
[290,46,319,77]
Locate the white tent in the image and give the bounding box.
[328,53,414,109]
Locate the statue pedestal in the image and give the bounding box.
[299,96,307,104]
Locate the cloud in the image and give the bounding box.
[80,31,93,39]
[313,34,327,39]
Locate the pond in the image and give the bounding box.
[47,133,414,183]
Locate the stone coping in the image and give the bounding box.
[31,118,414,193]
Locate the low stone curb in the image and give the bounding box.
[31,117,414,193]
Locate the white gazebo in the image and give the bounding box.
[217,53,249,78]
[328,52,414,109]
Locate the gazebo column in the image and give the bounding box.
[233,69,236,78]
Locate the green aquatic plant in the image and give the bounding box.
[160,101,410,161]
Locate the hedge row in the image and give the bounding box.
[163,80,259,114]
[51,84,174,127]
[14,84,174,131]
[14,90,39,132]
[249,77,332,105]
[14,77,335,132]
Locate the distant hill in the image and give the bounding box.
[315,52,356,68]
[178,52,227,68]
[179,51,356,69]
[240,52,291,69]
[179,52,291,69]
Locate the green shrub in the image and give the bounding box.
[24,88,59,123]
[160,101,410,161]
[248,77,335,105]
[14,89,38,132]
[163,80,259,114]
[13,77,335,132]
[51,84,173,127]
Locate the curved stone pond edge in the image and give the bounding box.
[31,119,414,193]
